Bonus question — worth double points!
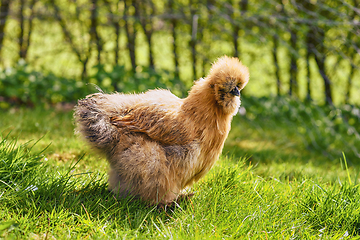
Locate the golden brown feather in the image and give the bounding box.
[74,56,249,206]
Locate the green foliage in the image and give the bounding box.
[1,0,359,107]
[91,64,187,97]
[0,63,188,109]
[0,61,90,108]
[242,96,360,164]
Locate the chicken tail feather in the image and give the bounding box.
[74,96,119,152]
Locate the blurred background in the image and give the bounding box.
[0,0,359,165]
[1,2,360,236]
[0,0,359,107]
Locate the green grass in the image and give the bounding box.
[1,96,360,239]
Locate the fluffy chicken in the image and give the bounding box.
[74,56,249,206]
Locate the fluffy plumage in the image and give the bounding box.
[74,56,249,205]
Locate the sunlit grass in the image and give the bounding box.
[1,96,360,238]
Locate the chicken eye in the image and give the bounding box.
[229,86,240,96]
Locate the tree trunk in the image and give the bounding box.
[170,22,179,79]
[345,64,355,104]
[233,0,247,58]
[137,0,155,70]
[233,24,239,58]
[169,0,179,79]
[115,23,120,65]
[306,49,311,101]
[25,0,36,59]
[313,27,333,105]
[82,58,89,81]
[289,29,298,97]
[103,0,121,66]
[345,0,358,104]
[0,0,10,61]
[240,0,248,14]
[314,55,333,105]
[51,0,90,81]
[18,0,36,60]
[124,0,137,72]
[190,13,198,79]
[145,31,154,69]
[18,0,25,59]
[90,0,102,64]
[272,34,281,96]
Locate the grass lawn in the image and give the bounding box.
[1,96,360,239]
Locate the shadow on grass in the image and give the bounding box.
[1,154,191,239]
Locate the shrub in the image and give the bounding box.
[0,62,187,109]
[243,96,360,164]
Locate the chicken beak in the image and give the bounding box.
[230,86,240,96]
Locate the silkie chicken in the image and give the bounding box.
[74,56,249,206]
